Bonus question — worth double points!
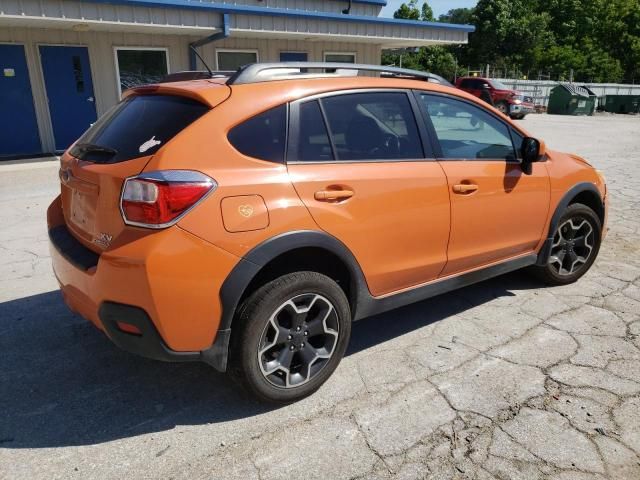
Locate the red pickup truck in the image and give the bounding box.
[455,77,535,120]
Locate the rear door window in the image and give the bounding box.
[70,94,209,163]
[296,100,334,161]
[319,92,423,161]
[227,105,287,162]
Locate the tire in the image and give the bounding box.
[229,271,351,403]
[496,101,509,115]
[532,203,602,286]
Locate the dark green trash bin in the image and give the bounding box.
[603,95,640,114]
[547,83,598,116]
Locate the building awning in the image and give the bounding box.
[0,0,474,47]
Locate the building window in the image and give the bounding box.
[217,49,259,71]
[324,52,356,63]
[280,52,308,62]
[115,48,169,95]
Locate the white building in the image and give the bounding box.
[0,0,474,156]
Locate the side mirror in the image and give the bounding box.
[520,137,545,174]
[521,137,544,163]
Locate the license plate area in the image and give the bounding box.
[70,189,97,235]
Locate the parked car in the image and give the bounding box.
[48,63,608,403]
[456,76,535,119]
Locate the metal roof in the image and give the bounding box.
[331,0,387,4]
[87,0,475,32]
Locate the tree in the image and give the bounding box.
[439,8,474,25]
[393,0,421,21]
[385,2,462,80]
[421,2,434,22]
[385,0,640,82]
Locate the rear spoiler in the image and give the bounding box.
[159,70,235,83]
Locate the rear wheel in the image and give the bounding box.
[532,203,601,285]
[229,272,351,403]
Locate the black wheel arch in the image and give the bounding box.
[536,182,604,266]
[203,230,370,372]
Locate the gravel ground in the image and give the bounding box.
[1,114,639,480]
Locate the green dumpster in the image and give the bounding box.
[547,83,598,116]
[603,95,640,114]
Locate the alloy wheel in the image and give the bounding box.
[257,293,339,388]
[548,217,595,276]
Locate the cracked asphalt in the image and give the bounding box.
[1,114,639,480]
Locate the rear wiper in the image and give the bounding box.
[71,143,118,162]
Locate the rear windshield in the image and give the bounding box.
[69,95,209,163]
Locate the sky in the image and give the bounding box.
[379,0,478,19]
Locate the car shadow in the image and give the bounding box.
[0,271,544,449]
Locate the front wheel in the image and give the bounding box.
[496,101,509,115]
[229,272,351,403]
[532,203,602,285]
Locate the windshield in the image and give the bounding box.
[70,95,209,163]
[489,79,510,90]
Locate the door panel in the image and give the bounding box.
[288,162,451,296]
[288,91,450,296]
[417,92,550,276]
[0,44,41,156]
[39,45,97,150]
[438,161,549,275]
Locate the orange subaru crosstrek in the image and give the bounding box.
[48,63,608,402]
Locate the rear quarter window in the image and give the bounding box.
[70,95,209,163]
[227,105,287,162]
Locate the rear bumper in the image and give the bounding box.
[99,302,201,362]
[47,195,239,369]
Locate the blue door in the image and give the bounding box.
[39,46,97,151]
[280,52,308,62]
[0,44,41,156]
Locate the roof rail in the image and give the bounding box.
[226,62,453,87]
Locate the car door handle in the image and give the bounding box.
[314,189,354,201]
[452,184,479,194]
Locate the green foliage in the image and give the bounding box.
[385,0,640,83]
[385,2,464,79]
[393,0,434,21]
[393,0,421,20]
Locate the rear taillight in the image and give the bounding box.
[120,170,216,228]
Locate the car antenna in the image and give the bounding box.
[189,44,213,77]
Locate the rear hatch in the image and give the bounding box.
[58,81,230,253]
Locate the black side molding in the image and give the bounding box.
[356,253,537,320]
[213,230,541,372]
